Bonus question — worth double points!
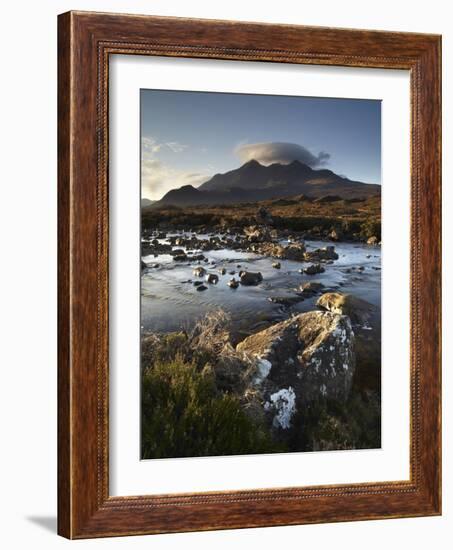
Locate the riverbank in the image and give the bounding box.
[142,194,381,243]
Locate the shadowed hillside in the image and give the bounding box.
[149,160,380,208]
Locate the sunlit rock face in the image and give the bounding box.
[237,311,355,431]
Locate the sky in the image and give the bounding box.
[141,89,381,201]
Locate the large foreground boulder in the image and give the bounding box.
[317,292,381,392]
[237,311,355,432]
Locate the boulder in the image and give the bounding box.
[244,225,271,243]
[237,311,355,420]
[304,263,325,275]
[316,292,377,326]
[329,229,342,241]
[205,273,219,284]
[299,281,325,296]
[268,295,304,306]
[282,243,306,261]
[196,284,208,292]
[141,242,172,255]
[316,292,381,392]
[367,236,379,245]
[272,261,281,269]
[304,245,339,262]
[228,277,239,289]
[239,271,263,286]
[173,253,188,262]
[255,242,306,261]
[193,266,206,277]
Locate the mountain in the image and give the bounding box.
[152,160,380,208]
[141,198,156,208]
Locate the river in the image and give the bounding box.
[141,233,381,339]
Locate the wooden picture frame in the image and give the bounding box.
[58,10,441,539]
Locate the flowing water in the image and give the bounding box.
[141,233,381,338]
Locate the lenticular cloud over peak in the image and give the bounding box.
[236,142,331,168]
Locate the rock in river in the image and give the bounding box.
[205,273,219,284]
[304,263,325,275]
[239,271,263,286]
[268,295,304,307]
[316,292,377,326]
[243,225,271,242]
[367,236,379,245]
[173,253,188,262]
[193,266,206,277]
[256,242,306,261]
[299,281,325,296]
[304,245,339,262]
[228,277,239,289]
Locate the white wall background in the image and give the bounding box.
[0,1,450,548]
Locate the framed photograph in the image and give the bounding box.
[58,11,441,539]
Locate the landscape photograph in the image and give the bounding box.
[140,89,382,459]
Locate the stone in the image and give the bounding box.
[256,242,306,261]
[172,253,188,262]
[205,273,219,284]
[268,295,304,306]
[316,292,381,392]
[237,311,355,410]
[228,278,239,289]
[239,271,263,286]
[316,292,377,327]
[196,284,208,291]
[272,261,281,269]
[243,225,271,242]
[304,263,325,275]
[193,266,206,277]
[367,236,379,245]
[299,281,325,296]
[329,228,342,241]
[304,245,339,262]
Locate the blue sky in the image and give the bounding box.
[141,89,381,200]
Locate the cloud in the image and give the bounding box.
[166,141,188,153]
[141,137,209,200]
[236,142,330,168]
[142,136,188,155]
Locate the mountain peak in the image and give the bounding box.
[241,159,262,168]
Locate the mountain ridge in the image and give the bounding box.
[149,160,380,208]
